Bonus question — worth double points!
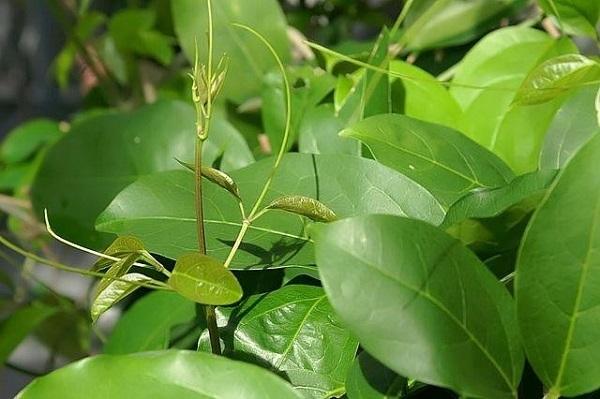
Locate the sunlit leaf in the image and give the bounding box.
[266,195,337,223]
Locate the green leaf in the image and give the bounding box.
[172,0,289,103]
[341,114,514,208]
[0,164,31,191]
[442,169,558,227]
[198,285,358,399]
[91,273,153,323]
[540,85,600,169]
[169,253,242,305]
[97,154,445,268]
[176,160,242,201]
[538,0,600,38]
[313,215,524,399]
[451,27,577,173]
[0,302,57,364]
[92,235,145,272]
[516,134,600,397]
[92,253,143,322]
[17,350,303,398]
[31,100,196,249]
[266,195,337,223]
[298,104,361,156]
[389,61,462,129]
[401,0,527,51]
[346,352,409,399]
[514,55,600,106]
[1,119,61,164]
[104,291,195,354]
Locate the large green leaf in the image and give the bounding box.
[538,0,600,38]
[540,86,600,169]
[298,104,361,156]
[172,0,289,103]
[401,0,527,51]
[97,153,445,268]
[341,114,514,208]
[390,61,462,129]
[168,253,243,305]
[17,350,303,398]
[451,27,576,173]
[104,291,196,354]
[313,215,524,399]
[0,302,57,364]
[516,134,600,397]
[514,54,600,106]
[199,285,358,399]
[30,101,249,249]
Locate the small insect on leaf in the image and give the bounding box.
[175,158,242,200]
[168,253,243,305]
[266,195,337,222]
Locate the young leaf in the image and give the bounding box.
[266,195,337,222]
[514,55,600,106]
[168,253,242,305]
[92,235,145,272]
[540,86,600,169]
[97,154,445,268]
[175,159,241,201]
[198,285,358,398]
[91,273,153,323]
[314,215,524,399]
[0,119,61,164]
[341,114,514,208]
[516,134,600,397]
[104,291,196,354]
[17,351,303,398]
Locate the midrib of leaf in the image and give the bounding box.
[551,194,600,393]
[173,269,239,297]
[332,240,516,395]
[98,216,311,242]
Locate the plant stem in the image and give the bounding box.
[205,305,221,355]
[194,139,207,254]
[389,0,415,39]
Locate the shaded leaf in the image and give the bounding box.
[169,253,242,305]
[17,350,303,398]
[267,195,337,223]
[516,134,600,397]
[514,54,600,106]
[313,215,524,399]
[0,302,57,364]
[346,351,408,399]
[1,119,61,164]
[298,104,361,156]
[538,0,600,38]
[198,285,358,399]
[104,291,196,354]
[341,114,514,208]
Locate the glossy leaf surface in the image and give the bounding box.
[514,55,600,106]
[97,154,445,268]
[516,134,600,397]
[341,114,514,208]
[17,350,302,398]
[313,215,524,399]
[198,285,358,399]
